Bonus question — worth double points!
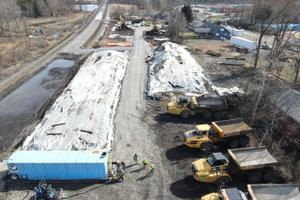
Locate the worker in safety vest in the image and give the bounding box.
[142,158,149,170]
[149,164,155,176]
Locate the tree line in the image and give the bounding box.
[0,0,77,36]
[16,0,75,17]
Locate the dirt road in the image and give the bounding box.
[111,27,170,199]
[65,27,171,200]
[61,27,214,200]
[61,1,107,54]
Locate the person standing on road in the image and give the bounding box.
[134,153,138,165]
[149,164,155,176]
[142,158,149,170]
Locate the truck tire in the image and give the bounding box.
[215,176,230,188]
[247,171,262,183]
[263,168,275,182]
[200,142,213,152]
[229,138,239,149]
[202,111,213,120]
[239,135,250,147]
[181,111,191,119]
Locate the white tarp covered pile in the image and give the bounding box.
[23,51,128,152]
[148,42,243,96]
[148,42,208,96]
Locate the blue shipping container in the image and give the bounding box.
[7,151,108,180]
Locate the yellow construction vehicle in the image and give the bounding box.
[184,118,252,152]
[192,147,279,187]
[167,95,228,119]
[192,152,231,185]
[201,187,247,200]
[202,184,300,200]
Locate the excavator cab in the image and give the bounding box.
[177,96,189,105]
[207,153,229,173]
[167,96,191,116]
[192,153,231,185]
[183,124,211,148]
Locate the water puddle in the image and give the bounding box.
[0,59,75,154]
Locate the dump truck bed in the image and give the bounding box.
[195,96,228,111]
[228,147,278,171]
[212,118,252,137]
[248,184,300,200]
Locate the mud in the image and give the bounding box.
[143,94,287,199]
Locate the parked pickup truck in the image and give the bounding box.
[7,150,125,181]
[184,118,253,152]
[201,184,300,200]
[191,147,279,187]
[167,95,228,119]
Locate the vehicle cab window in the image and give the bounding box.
[194,130,203,137]
[214,160,225,166]
[177,96,188,104]
[207,153,228,168]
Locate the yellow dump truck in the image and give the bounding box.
[201,187,247,200]
[192,147,278,187]
[167,95,228,119]
[201,184,300,200]
[184,118,253,152]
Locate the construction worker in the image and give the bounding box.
[116,161,125,182]
[149,164,155,176]
[133,153,138,165]
[142,158,149,170]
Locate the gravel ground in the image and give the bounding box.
[65,27,174,200]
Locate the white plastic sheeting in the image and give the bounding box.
[148,42,243,96]
[148,42,208,96]
[23,51,128,152]
[212,85,244,96]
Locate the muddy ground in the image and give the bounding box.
[183,39,300,84]
[142,94,288,199]
[140,38,295,198]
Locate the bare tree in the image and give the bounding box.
[168,11,186,43]
[290,46,300,83]
[0,0,23,36]
[267,1,299,73]
[253,0,294,69]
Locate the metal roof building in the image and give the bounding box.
[272,88,300,124]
